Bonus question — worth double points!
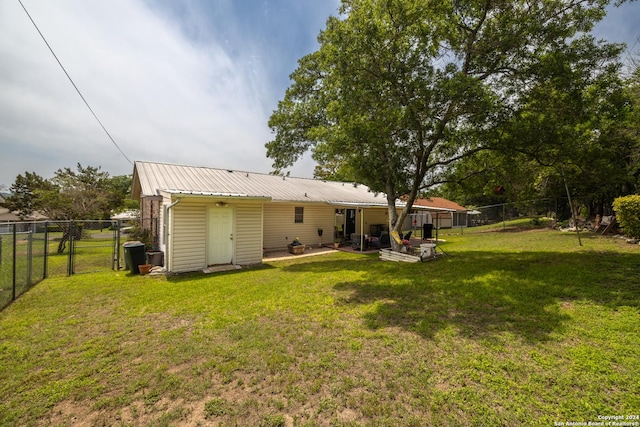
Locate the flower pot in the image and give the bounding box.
[287,244,305,255]
[138,264,152,275]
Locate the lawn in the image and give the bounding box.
[1,231,117,309]
[1,226,639,426]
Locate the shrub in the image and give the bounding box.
[127,222,152,249]
[613,195,640,238]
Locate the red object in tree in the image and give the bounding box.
[494,185,505,195]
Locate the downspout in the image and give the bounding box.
[163,197,182,272]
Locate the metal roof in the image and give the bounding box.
[132,161,392,206]
[413,197,468,212]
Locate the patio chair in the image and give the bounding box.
[371,232,391,249]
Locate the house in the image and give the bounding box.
[410,197,473,229]
[132,161,407,273]
[0,193,48,233]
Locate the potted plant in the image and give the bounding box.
[333,237,341,248]
[287,237,305,255]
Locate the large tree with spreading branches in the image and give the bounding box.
[266,0,625,250]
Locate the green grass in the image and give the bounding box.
[1,233,116,309]
[1,227,639,426]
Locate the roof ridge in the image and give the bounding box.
[135,160,362,186]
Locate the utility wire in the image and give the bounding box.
[622,35,639,68]
[17,0,133,166]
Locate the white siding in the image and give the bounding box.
[167,197,264,272]
[170,203,207,272]
[234,202,263,265]
[264,203,335,250]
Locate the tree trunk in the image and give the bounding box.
[56,223,83,254]
[57,225,69,254]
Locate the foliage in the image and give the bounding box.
[1,229,639,425]
[1,171,55,219]
[267,0,623,249]
[126,221,152,249]
[107,174,138,212]
[3,165,133,221]
[43,164,115,220]
[613,194,640,238]
[3,165,134,254]
[437,60,640,218]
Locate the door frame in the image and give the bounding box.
[346,208,356,237]
[206,206,235,265]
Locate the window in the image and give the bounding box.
[294,207,304,223]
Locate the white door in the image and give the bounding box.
[207,207,233,265]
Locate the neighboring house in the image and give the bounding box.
[0,193,48,233]
[111,210,140,221]
[132,161,411,273]
[410,197,473,228]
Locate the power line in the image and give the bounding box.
[623,35,639,67]
[17,0,133,166]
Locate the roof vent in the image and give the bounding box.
[227,170,233,173]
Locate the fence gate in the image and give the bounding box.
[68,221,120,275]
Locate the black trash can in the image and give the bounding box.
[423,223,434,240]
[123,241,146,274]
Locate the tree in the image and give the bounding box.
[106,174,138,212]
[3,164,132,253]
[440,55,640,220]
[2,171,55,219]
[267,0,624,250]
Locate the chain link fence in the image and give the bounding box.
[469,198,560,227]
[0,219,148,311]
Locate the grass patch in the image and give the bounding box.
[0,229,639,425]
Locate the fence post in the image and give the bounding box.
[12,224,16,301]
[111,219,120,271]
[116,219,122,270]
[27,229,33,286]
[43,222,49,279]
[67,221,74,276]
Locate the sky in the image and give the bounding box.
[0,0,639,188]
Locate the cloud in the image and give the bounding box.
[0,0,636,189]
[0,0,339,186]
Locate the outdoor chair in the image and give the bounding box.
[371,232,391,249]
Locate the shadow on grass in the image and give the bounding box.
[282,250,640,343]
